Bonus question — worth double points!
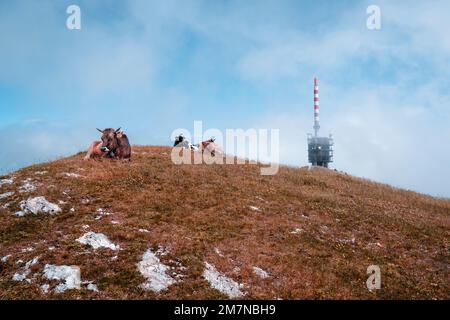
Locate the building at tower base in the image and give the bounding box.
[307,134,333,168]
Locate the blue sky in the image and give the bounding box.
[1,0,450,197]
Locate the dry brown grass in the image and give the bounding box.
[0,146,449,300]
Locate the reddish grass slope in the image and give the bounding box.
[0,146,449,299]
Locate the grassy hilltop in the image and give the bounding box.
[0,146,449,299]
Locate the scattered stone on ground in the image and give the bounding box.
[62,172,83,178]
[0,177,14,187]
[203,262,245,298]
[18,178,38,193]
[255,196,267,203]
[12,271,29,282]
[94,208,113,220]
[1,202,11,209]
[291,228,303,234]
[40,284,50,293]
[137,249,176,293]
[249,206,261,212]
[87,283,99,292]
[76,232,120,250]
[15,197,62,216]
[338,237,356,245]
[0,191,14,200]
[43,264,81,293]
[366,242,383,249]
[253,266,270,279]
[156,246,169,256]
[214,248,225,257]
[12,257,39,282]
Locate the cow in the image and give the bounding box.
[174,134,198,150]
[198,137,223,157]
[83,128,131,161]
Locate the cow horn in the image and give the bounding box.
[96,128,104,133]
[115,127,121,133]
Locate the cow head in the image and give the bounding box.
[96,127,121,153]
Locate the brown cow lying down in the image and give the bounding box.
[198,137,223,157]
[84,128,131,161]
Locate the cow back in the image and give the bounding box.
[116,134,131,159]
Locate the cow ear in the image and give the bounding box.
[115,127,121,133]
[96,128,104,133]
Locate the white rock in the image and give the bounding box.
[62,173,83,178]
[12,257,39,282]
[35,171,48,175]
[70,208,75,213]
[76,232,119,250]
[87,283,99,292]
[138,228,149,233]
[1,254,12,262]
[203,262,245,298]
[0,177,14,187]
[156,246,169,256]
[253,266,270,279]
[291,228,303,234]
[0,191,14,200]
[214,248,225,257]
[48,246,56,251]
[249,206,261,212]
[12,271,29,281]
[21,247,34,253]
[94,208,112,220]
[41,284,50,293]
[137,249,175,293]
[19,178,37,193]
[43,264,81,293]
[96,208,112,216]
[18,197,62,216]
[111,220,119,225]
[25,257,39,269]
[55,284,68,293]
[1,202,11,209]
[255,196,267,202]
[338,237,356,245]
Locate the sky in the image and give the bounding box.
[0,0,449,198]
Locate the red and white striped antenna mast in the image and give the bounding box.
[313,77,320,137]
